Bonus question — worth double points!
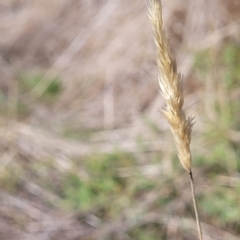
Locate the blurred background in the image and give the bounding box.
[0,0,240,239]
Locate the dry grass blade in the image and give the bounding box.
[147,0,203,239]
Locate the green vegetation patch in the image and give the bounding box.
[61,152,137,211]
[200,185,240,224]
[19,71,62,99]
[60,151,163,224]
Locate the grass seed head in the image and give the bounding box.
[147,0,194,172]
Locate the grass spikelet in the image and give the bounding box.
[147,0,194,173]
[147,0,203,239]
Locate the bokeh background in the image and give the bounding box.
[1,0,240,239]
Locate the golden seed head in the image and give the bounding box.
[147,0,194,172]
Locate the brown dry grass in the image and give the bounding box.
[147,0,194,172]
[1,0,240,239]
[147,1,202,239]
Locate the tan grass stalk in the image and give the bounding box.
[147,0,203,239]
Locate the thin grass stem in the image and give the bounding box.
[189,171,203,240]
